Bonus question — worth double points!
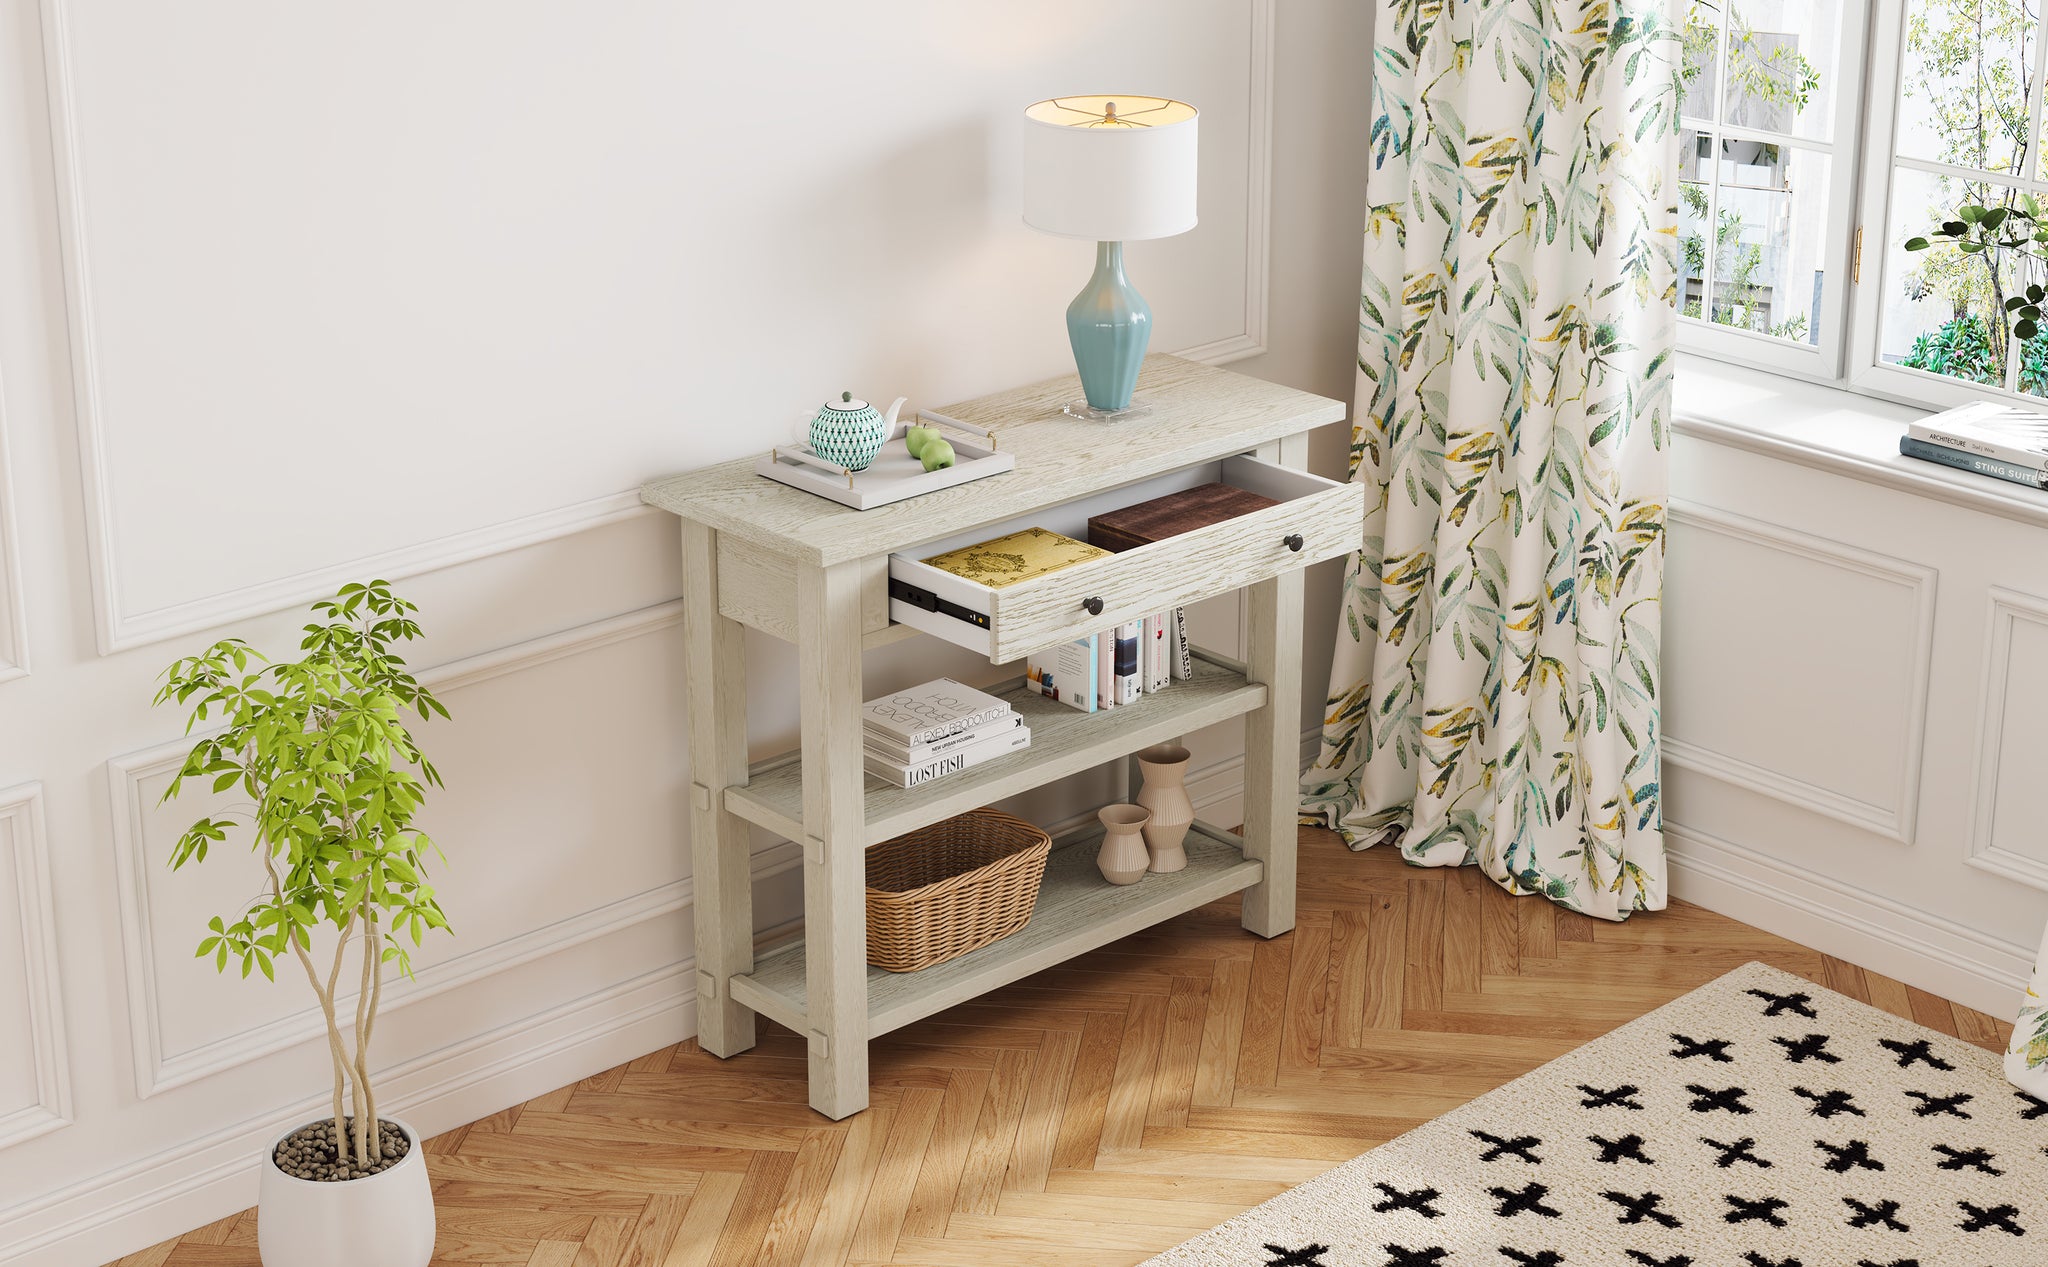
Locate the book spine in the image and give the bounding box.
[1116,620,1143,705]
[902,703,1009,746]
[866,714,1018,763]
[1899,436,2048,488]
[1098,626,1115,709]
[864,727,1032,788]
[1172,607,1192,680]
[1908,422,2048,472]
[1146,613,1169,693]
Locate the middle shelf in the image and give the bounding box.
[725,652,1267,848]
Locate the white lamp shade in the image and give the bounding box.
[1022,95,1198,241]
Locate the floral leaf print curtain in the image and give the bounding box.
[1300,0,1683,921]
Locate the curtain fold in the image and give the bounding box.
[1301,0,1683,921]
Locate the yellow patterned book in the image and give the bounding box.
[921,527,1110,588]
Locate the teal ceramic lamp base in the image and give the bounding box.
[1063,241,1152,421]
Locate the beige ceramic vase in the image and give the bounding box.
[1135,744,1193,873]
[1096,804,1152,885]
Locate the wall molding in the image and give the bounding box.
[1963,586,2048,894]
[1664,502,1936,845]
[0,352,28,683]
[40,0,1278,655]
[2,949,713,1266]
[106,600,734,1098]
[1170,0,1273,367]
[0,783,71,1149]
[1666,821,2034,1018]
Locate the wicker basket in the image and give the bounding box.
[865,808,1052,972]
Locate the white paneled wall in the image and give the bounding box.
[0,2,1370,1263]
[1667,385,2048,1019]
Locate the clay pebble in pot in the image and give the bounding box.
[1096,804,1152,885]
[1134,743,1193,873]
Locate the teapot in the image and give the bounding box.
[808,391,906,473]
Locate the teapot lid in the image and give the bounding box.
[823,390,870,412]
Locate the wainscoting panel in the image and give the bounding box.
[1664,502,1935,843]
[0,783,70,1148]
[108,603,698,1097]
[42,0,1278,653]
[1665,401,2048,1024]
[1966,587,2048,893]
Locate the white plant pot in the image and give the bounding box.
[2007,921,2048,1100]
[257,1117,434,1267]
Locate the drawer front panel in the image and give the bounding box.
[988,480,1362,661]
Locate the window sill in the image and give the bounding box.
[1673,353,2048,530]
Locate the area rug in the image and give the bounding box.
[1143,962,2043,1267]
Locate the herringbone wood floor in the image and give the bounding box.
[117,827,2014,1267]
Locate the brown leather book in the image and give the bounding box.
[1087,483,1280,553]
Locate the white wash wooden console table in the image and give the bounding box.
[642,354,1355,1118]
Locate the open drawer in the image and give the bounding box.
[888,454,1364,661]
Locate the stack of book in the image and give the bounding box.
[1023,612,1189,714]
[862,678,1031,788]
[1900,401,2048,489]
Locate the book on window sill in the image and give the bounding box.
[1906,400,2048,472]
[861,678,1012,745]
[863,724,1033,788]
[1898,435,2048,489]
[864,713,1020,765]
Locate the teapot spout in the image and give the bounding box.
[884,396,908,428]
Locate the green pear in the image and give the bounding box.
[919,438,956,472]
[904,425,940,459]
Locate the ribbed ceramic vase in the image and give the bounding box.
[1134,744,1193,873]
[2006,920,2048,1098]
[257,1118,434,1267]
[1096,804,1151,886]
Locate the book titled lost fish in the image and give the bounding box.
[864,724,1033,789]
[861,678,1013,745]
[921,527,1110,588]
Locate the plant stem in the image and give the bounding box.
[265,844,361,1160]
[352,911,378,1165]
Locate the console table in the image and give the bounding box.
[641,354,1354,1118]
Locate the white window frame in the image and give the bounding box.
[1844,0,2048,411]
[1677,2,1872,382]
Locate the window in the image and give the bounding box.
[1853,0,2048,404]
[1679,2,1865,375]
[1683,1,2048,411]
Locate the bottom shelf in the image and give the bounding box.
[728,821,1263,1038]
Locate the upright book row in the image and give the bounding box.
[1023,608,1192,715]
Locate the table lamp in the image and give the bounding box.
[1022,95,1198,420]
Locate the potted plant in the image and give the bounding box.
[156,581,451,1267]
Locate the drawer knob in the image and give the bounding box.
[1081,596,1105,616]
[1283,533,1304,553]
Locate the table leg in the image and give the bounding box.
[681,523,757,1057]
[797,559,870,1118]
[1241,567,1302,937]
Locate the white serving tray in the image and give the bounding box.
[756,410,1016,510]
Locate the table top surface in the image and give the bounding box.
[640,354,1346,567]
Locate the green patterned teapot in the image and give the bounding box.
[808,391,906,473]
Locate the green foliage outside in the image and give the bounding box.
[156,581,450,1169]
[1898,0,2047,388]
